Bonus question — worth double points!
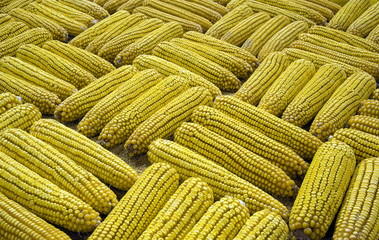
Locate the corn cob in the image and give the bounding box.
[310,71,376,141]
[0,72,60,115]
[153,41,240,91]
[55,65,138,122]
[0,128,118,214]
[0,28,52,58]
[54,0,109,20]
[0,56,77,100]
[0,103,41,131]
[258,59,316,116]
[348,115,379,136]
[0,21,29,42]
[307,0,341,13]
[367,24,379,44]
[94,0,109,6]
[183,196,249,240]
[234,209,289,240]
[282,64,347,127]
[0,92,20,115]
[88,163,179,240]
[289,0,334,20]
[0,191,71,240]
[132,55,221,97]
[30,119,138,191]
[234,52,291,105]
[9,8,68,41]
[99,75,189,148]
[126,87,212,156]
[258,21,308,60]
[170,38,253,78]
[0,0,34,13]
[226,0,246,10]
[16,44,96,89]
[290,141,356,239]
[148,139,289,219]
[103,0,129,13]
[0,151,101,233]
[69,10,130,49]
[186,0,228,16]
[221,12,271,46]
[359,99,379,118]
[346,2,379,37]
[117,0,143,12]
[373,89,379,100]
[0,13,12,25]
[98,18,164,62]
[0,0,12,8]
[138,178,214,240]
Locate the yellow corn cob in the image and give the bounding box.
[183,196,249,240]
[153,41,241,91]
[138,178,214,240]
[258,21,308,60]
[126,87,213,156]
[99,75,189,148]
[0,56,77,100]
[98,18,164,62]
[16,44,96,89]
[54,0,109,20]
[234,52,291,105]
[30,119,138,191]
[94,0,109,6]
[117,0,143,12]
[346,2,379,37]
[0,21,29,42]
[0,128,118,214]
[366,24,379,44]
[373,89,379,100]
[359,99,379,118]
[170,38,253,78]
[0,0,12,8]
[290,141,356,240]
[282,64,347,127]
[221,12,271,46]
[0,103,41,131]
[0,28,52,58]
[226,0,246,10]
[0,72,60,115]
[310,71,376,141]
[289,0,334,20]
[348,115,379,136]
[307,0,341,13]
[234,209,289,240]
[186,0,228,15]
[54,65,138,122]
[0,92,20,115]
[103,0,129,13]
[148,139,289,218]
[0,191,71,240]
[258,59,316,116]
[132,55,221,97]
[115,21,183,66]
[0,0,34,13]
[0,13,12,25]
[88,163,179,240]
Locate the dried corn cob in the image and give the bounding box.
[103,0,129,13]
[258,21,308,60]
[54,0,109,20]
[132,55,221,97]
[16,44,95,89]
[282,64,347,127]
[307,0,341,13]
[183,196,249,240]
[348,115,379,136]
[0,21,29,42]
[346,2,379,37]
[30,119,138,191]
[99,75,189,148]
[186,0,228,15]
[0,13,12,25]
[138,178,214,240]
[55,65,138,122]
[359,99,379,118]
[117,0,143,12]
[0,128,118,214]
[88,163,179,240]
[0,103,41,131]
[310,71,376,141]
[289,0,334,20]
[0,56,77,100]
[0,92,20,115]
[234,52,291,105]
[290,141,356,240]
[367,24,379,44]
[115,21,183,66]
[0,0,34,13]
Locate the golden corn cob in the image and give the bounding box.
[153,41,241,91]
[132,55,221,97]
[221,12,271,46]
[333,157,379,240]
[348,115,379,136]
[0,103,41,132]
[258,21,308,60]
[373,89,379,100]
[126,87,213,156]
[0,13,12,25]
[234,52,291,105]
[186,0,228,16]
[289,0,334,20]
[88,163,179,240]
[103,0,129,13]
[94,0,109,6]
[9,8,68,41]
[148,139,289,219]
[307,0,341,14]
[310,71,376,141]
[0,151,101,233]
[0,0,12,8]
[258,59,316,116]
[0,128,118,214]
[290,141,356,240]
[226,0,246,10]
[0,20,29,42]
[115,21,183,66]
[234,209,289,240]
[16,44,96,89]
[30,119,139,191]
[359,99,379,118]
[0,0,34,13]
[138,178,214,240]
[367,24,379,44]
[117,0,143,12]
[0,92,20,115]
[170,38,253,78]
[282,64,347,127]
[183,196,249,240]
[0,72,60,115]
[54,0,109,20]
[346,2,379,37]
[0,56,77,100]
[54,65,138,122]
[0,28,52,58]
[99,75,189,148]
